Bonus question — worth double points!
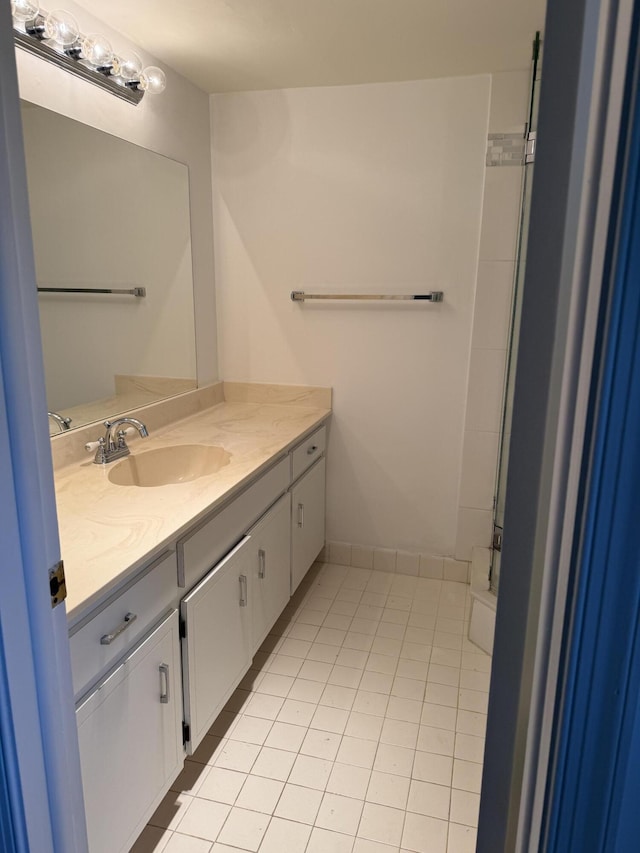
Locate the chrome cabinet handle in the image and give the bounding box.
[159,663,170,704]
[297,503,304,528]
[307,444,319,456]
[258,549,266,579]
[100,612,137,645]
[239,574,248,606]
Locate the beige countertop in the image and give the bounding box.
[56,395,330,624]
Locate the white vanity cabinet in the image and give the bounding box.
[248,492,291,651]
[180,536,254,754]
[76,610,182,853]
[70,418,328,851]
[291,455,326,593]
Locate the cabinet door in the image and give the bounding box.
[76,610,182,853]
[249,493,291,652]
[291,457,326,594]
[181,536,253,754]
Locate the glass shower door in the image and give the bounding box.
[491,36,541,593]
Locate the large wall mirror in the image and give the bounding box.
[21,102,197,435]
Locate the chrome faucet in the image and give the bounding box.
[48,411,72,432]
[87,417,149,464]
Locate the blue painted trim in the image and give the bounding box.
[545,2,640,847]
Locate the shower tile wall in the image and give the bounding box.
[455,70,531,561]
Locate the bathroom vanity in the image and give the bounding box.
[56,389,329,853]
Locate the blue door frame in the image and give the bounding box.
[543,2,640,847]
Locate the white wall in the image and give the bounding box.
[15,0,218,384]
[212,77,491,556]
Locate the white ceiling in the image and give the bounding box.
[74,0,547,94]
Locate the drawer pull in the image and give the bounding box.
[258,549,266,579]
[239,574,248,607]
[307,444,319,456]
[297,503,304,528]
[159,663,170,704]
[100,612,137,645]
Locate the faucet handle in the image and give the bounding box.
[85,436,107,464]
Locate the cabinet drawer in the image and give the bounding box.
[178,455,289,590]
[69,550,177,698]
[291,425,326,482]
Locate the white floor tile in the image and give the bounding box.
[420,703,457,731]
[134,565,492,853]
[214,741,260,772]
[358,802,405,847]
[452,759,483,794]
[327,763,372,800]
[267,654,304,677]
[373,744,415,777]
[274,783,323,823]
[366,771,410,810]
[175,799,230,842]
[287,677,325,704]
[162,834,212,853]
[300,728,342,760]
[306,826,356,853]
[407,779,451,820]
[416,726,455,757]
[276,698,316,726]
[402,812,448,853]
[449,789,480,828]
[243,693,284,721]
[234,775,283,814]
[258,817,312,853]
[446,821,477,853]
[412,752,453,787]
[288,754,333,790]
[263,721,307,752]
[345,712,384,741]
[321,684,358,710]
[197,767,246,805]
[250,746,296,781]
[311,705,350,734]
[316,792,364,834]
[216,807,269,851]
[149,792,195,831]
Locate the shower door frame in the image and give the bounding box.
[490,33,542,593]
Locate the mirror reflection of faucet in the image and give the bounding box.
[85,417,149,465]
[48,411,72,432]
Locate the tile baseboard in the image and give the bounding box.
[321,541,470,584]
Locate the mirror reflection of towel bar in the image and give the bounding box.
[290,290,443,302]
[37,287,146,297]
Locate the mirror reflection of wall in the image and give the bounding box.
[21,102,197,434]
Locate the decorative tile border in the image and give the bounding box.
[486,132,526,167]
[320,541,470,584]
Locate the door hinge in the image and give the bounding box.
[492,526,503,553]
[49,560,67,608]
[525,131,536,164]
[182,722,190,745]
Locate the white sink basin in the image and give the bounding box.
[108,444,231,487]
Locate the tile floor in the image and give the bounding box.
[131,562,491,853]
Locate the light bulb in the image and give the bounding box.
[113,52,143,82]
[139,66,166,95]
[43,9,79,47]
[81,34,114,69]
[11,0,40,22]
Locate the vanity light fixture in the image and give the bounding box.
[11,1,166,105]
